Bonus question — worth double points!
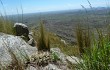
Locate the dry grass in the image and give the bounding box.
[0,19,14,35]
[75,24,91,55]
[0,0,14,35]
[36,22,50,51]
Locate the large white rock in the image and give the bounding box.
[0,33,37,65]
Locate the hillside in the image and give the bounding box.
[7,7,110,44]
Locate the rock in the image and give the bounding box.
[27,64,63,70]
[29,49,69,70]
[28,32,36,46]
[27,66,37,70]
[51,48,82,65]
[66,56,83,64]
[50,48,67,63]
[14,23,28,28]
[0,33,37,65]
[30,51,51,67]
[14,23,29,41]
[0,33,81,70]
[43,64,61,70]
[14,23,36,46]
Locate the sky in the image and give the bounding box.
[0,0,109,15]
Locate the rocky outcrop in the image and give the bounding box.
[0,33,68,70]
[0,33,82,70]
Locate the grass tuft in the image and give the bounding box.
[77,28,110,70]
[76,24,91,55]
[37,21,50,51]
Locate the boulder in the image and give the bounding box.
[14,23,29,41]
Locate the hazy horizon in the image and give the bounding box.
[0,0,109,15]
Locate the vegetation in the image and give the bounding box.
[32,25,79,56]
[36,22,50,51]
[0,18,14,35]
[76,28,110,70]
[51,52,60,62]
[76,24,91,55]
[0,0,14,35]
